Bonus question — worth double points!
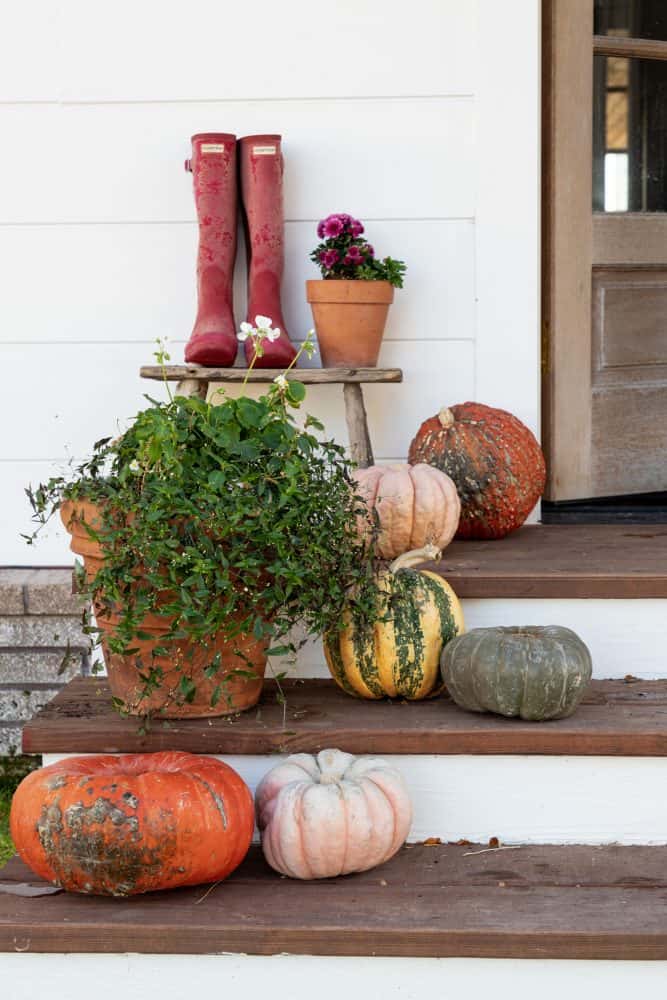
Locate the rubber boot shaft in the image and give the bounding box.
[239,135,297,368]
[185,133,238,366]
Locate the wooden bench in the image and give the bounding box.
[140,365,403,469]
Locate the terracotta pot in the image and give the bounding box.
[60,499,268,718]
[306,279,394,367]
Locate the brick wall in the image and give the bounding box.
[0,570,90,754]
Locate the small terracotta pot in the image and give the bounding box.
[60,499,268,718]
[306,279,394,367]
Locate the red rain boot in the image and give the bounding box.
[239,135,296,368]
[184,133,238,366]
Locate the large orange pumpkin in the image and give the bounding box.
[408,402,546,539]
[10,752,254,896]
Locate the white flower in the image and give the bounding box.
[267,327,281,342]
[237,321,253,342]
[129,459,140,473]
[273,374,288,389]
[255,315,273,330]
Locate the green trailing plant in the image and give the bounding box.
[26,328,379,715]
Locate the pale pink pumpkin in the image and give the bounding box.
[353,462,460,560]
[255,749,412,879]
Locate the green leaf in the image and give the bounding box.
[287,381,306,404]
[236,397,264,429]
[178,676,197,703]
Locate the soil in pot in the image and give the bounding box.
[61,499,268,718]
[306,279,394,367]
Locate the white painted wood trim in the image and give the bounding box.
[44,753,667,846]
[268,599,667,682]
[2,954,665,999]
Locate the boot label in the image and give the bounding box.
[201,143,226,153]
[253,145,277,156]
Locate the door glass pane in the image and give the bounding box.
[593,55,667,211]
[595,0,667,42]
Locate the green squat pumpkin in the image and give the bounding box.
[440,626,592,721]
[324,545,465,700]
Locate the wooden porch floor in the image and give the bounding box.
[2,844,667,959]
[21,677,667,757]
[434,524,667,598]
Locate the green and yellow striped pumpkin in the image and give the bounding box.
[324,545,464,700]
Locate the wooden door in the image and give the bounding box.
[543,0,667,501]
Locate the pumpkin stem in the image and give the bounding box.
[438,407,455,428]
[389,544,442,573]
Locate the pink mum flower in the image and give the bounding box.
[322,216,344,238]
[344,245,364,266]
[320,248,340,269]
[349,219,364,238]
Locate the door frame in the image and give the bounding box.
[541,0,667,501]
[541,0,594,501]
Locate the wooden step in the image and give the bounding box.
[434,524,667,598]
[2,843,666,959]
[23,677,667,757]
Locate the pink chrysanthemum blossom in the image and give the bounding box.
[344,245,364,266]
[322,216,344,238]
[320,248,340,269]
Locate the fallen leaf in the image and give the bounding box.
[421,837,442,846]
[0,883,63,897]
[488,836,500,848]
[463,846,522,857]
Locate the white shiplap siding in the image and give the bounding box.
[0,0,540,564]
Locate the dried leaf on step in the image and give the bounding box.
[0,883,63,897]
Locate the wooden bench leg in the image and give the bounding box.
[343,383,374,468]
[176,379,209,400]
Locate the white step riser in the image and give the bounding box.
[2,955,666,1000]
[44,753,667,847]
[275,598,667,681]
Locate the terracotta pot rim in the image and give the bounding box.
[306,279,394,305]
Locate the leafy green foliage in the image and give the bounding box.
[355,256,406,288]
[0,789,13,867]
[0,757,39,867]
[26,383,379,714]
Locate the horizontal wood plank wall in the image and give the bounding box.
[0,0,541,564]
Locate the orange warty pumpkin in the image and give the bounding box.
[353,463,460,559]
[10,752,254,896]
[408,402,546,540]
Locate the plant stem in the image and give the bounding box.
[241,340,260,392]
